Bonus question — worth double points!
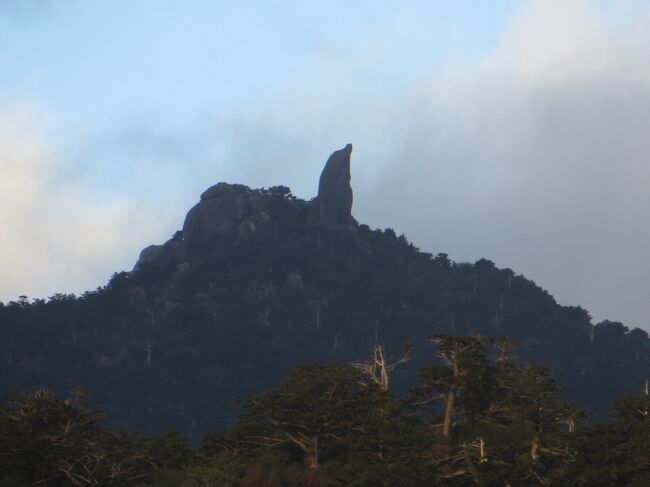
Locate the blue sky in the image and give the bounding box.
[1,0,650,330]
[0,0,519,202]
[1,1,516,122]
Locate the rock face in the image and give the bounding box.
[312,144,355,226]
[133,183,252,270]
[182,183,250,248]
[135,239,186,271]
[133,145,356,270]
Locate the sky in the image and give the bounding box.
[1,0,649,330]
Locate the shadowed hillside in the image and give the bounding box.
[1,146,648,439]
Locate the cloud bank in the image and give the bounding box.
[363,0,650,327]
[0,106,162,301]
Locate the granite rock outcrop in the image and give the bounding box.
[311,143,355,226]
[134,145,356,270]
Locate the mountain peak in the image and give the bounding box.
[134,145,356,270]
[311,144,356,226]
[3,142,650,442]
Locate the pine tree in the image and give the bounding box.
[239,364,384,470]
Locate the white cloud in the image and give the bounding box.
[487,0,612,81]
[361,0,650,327]
[0,105,162,302]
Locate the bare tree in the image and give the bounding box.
[352,343,415,391]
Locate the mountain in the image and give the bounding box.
[0,145,648,440]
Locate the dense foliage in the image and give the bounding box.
[0,186,648,441]
[2,335,648,486]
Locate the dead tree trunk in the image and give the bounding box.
[306,435,319,470]
[442,390,456,439]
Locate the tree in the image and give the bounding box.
[239,364,383,470]
[0,388,104,485]
[568,381,650,486]
[349,344,415,463]
[480,363,580,485]
[412,334,487,439]
[0,388,157,486]
[351,343,414,391]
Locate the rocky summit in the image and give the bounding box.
[135,144,356,270]
[311,143,356,226]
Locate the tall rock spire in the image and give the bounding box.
[313,143,355,226]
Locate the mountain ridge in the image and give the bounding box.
[1,146,648,439]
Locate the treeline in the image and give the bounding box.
[1,334,649,486]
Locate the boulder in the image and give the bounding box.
[200,182,243,201]
[134,239,186,270]
[182,183,249,248]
